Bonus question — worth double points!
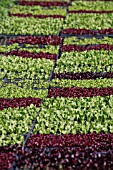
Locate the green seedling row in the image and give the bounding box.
[0,55,54,80]
[9,5,67,15]
[0,43,59,54]
[69,1,113,11]
[0,44,59,54]
[0,82,48,98]
[50,78,113,88]
[54,50,113,73]
[0,17,64,35]
[33,96,113,134]
[63,36,113,45]
[63,13,113,29]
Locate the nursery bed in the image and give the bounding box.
[0,0,113,169]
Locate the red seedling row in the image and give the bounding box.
[68,10,113,14]
[48,87,113,98]
[62,44,113,52]
[18,1,69,6]
[52,72,113,80]
[0,133,113,170]
[14,133,113,169]
[27,133,113,148]
[61,28,113,35]
[0,50,57,60]
[13,147,113,169]
[9,13,66,19]
[0,98,41,110]
[8,36,62,45]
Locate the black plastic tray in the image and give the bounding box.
[61,33,113,38]
[1,78,49,90]
[0,34,60,38]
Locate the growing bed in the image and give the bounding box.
[0,0,113,169]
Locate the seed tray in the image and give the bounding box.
[0,43,63,147]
